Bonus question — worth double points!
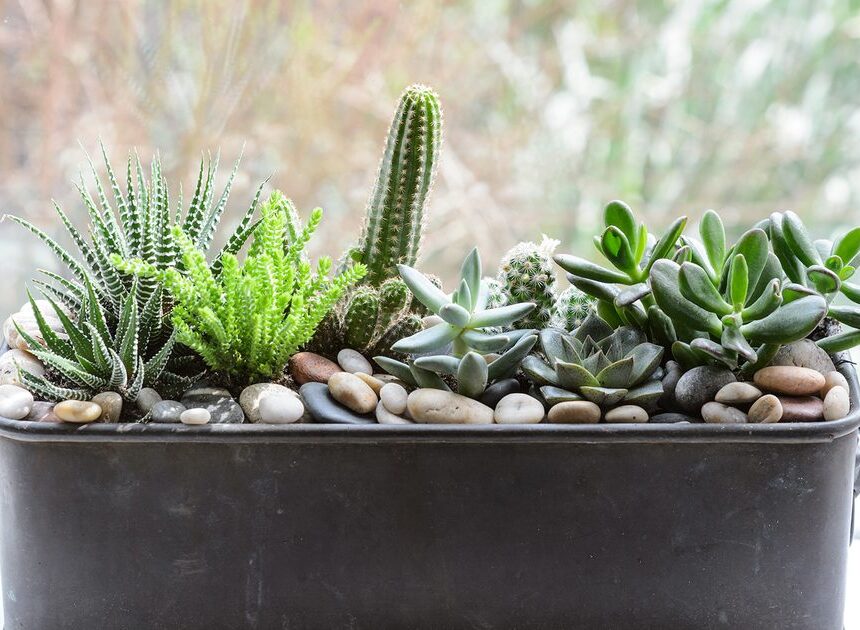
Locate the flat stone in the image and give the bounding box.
[0,349,45,386]
[380,383,408,415]
[546,400,601,424]
[356,373,386,394]
[821,371,849,398]
[748,394,783,423]
[777,396,824,422]
[714,382,762,404]
[823,386,850,421]
[768,339,835,375]
[675,366,736,414]
[92,391,123,423]
[180,408,211,425]
[659,360,683,410]
[55,400,102,424]
[259,394,304,424]
[328,372,378,414]
[701,401,748,424]
[604,404,649,423]
[375,401,413,425]
[406,389,494,424]
[289,352,341,385]
[181,388,244,423]
[754,366,825,396]
[25,401,61,423]
[137,387,162,413]
[493,393,544,424]
[299,382,375,425]
[479,379,521,408]
[649,412,700,424]
[150,400,186,423]
[336,349,373,375]
[239,383,297,423]
[0,383,34,420]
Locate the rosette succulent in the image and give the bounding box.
[520,314,664,410]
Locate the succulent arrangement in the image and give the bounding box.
[0,85,856,429]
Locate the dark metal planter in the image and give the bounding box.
[0,365,858,629]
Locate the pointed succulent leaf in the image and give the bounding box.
[554,255,630,284]
[373,357,418,387]
[453,279,472,310]
[627,343,664,385]
[409,362,451,391]
[487,334,537,381]
[555,361,600,390]
[397,264,450,313]
[460,248,482,310]
[457,352,489,398]
[700,210,726,276]
[645,216,687,272]
[460,329,510,353]
[521,355,557,385]
[615,283,651,308]
[678,262,732,315]
[623,380,664,408]
[595,356,634,388]
[469,302,535,328]
[740,295,827,344]
[728,254,749,311]
[650,260,722,336]
[390,322,460,354]
[782,211,822,267]
[580,386,628,407]
[413,355,461,375]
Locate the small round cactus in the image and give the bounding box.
[495,236,560,330]
[551,285,595,331]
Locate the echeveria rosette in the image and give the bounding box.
[520,314,665,410]
[649,212,827,372]
[553,200,687,330]
[766,211,860,352]
[389,248,537,357]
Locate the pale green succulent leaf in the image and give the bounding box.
[457,352,489,398]
[390,322,459,354]
[487,334,537,381]
[740,295,827,344]
[470,302,535,328]
[397,264,450,313]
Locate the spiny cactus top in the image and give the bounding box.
[356,84,442,286]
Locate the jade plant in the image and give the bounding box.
[521,314,664,410]
[114,191,366,386]
[649,211,827,372]
[309,84,442,359]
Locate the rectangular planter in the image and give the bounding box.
[1,369,858,629]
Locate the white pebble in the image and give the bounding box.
[380,382,408,415]
[0,349,45,386]
[0,384,34,420]
[494,393,544,424]
[823,385,850,421]
[258,394,304,424]
[180,408,211,425]
[336,349,373,375]
[375,401,413,425]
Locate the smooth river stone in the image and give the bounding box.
[649,412,700,424]
[546,400,601,424]
[150,400,186,423]
[0,384,34,420]
[0,349,45,386]
[604,404,649,424]
[406,389,494,425]
[479,378,520,409]
[239,383,296,423]
[767,339,835,375]
[753,366,825,396]
[55,400,102,424]
[299,383,375,425]
[375,401,413,425]
[674,366,736,414]
[137,387,163,413]
[659,360,683,409]
[289,352,341,385]
[823,386,850,421]
[336,349,372,375]
[92,391,123,423]
[258,394,304,424]
[180,408,211,425]
[493,393,544,424]
[748,395,782,424]
[356,373,386,394]
[25,401,61,423]
[821,371,849,398]
[181,387,244,423]
[328,372,378,414]
[714,382,762,405]
[701,401,748,424]
[777,396,824,422]
[379,382,408,415]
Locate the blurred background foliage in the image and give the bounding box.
[1,0,859,317]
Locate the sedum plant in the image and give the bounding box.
[649,211,827,372]
[310,84,442,359]
[521,314,664,410]
[554,200,686,329]
[114,191,366,386]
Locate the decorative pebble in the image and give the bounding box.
[380,383,408,415]
[777,396,824,422]
[55,400,102,424]
[181,387,244,423]
[546,400,601,424]
[150,400,186,423]
[180,408,211,425]
[0,383,34,420]
[754,366,825,396]
[25,401,60,423]
[336,349,372,375]
[137,387,162,413]
[649,412,700,424]
[823,386,850,421]
[479,378,520,409]
[356,373,387,394]
[714,382,762,405]
[821,371,849,398]
[92,391,123,423]
[406,389,494,425]
[0,349,45,386]
[748,395,783,424]
[239,383,296,423]
[328,372,378,414]
[299,382,375,424]
[289,352,341,385]
[701,401,748,424]
[675,366,736,414]
[258,394,304,424]
[375,401,413,425]
[768,339,835,375]
[604,404,649,423]
[659,360,683,410]
[494,393,544,424]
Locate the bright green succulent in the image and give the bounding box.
[650,211,827,372]
[554,200,686,329]
[390,248,537,357]
[520,314,664,410]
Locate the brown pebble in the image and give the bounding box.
[777,396,824,422]
[748,394,782,423]
[355,372,385,395]
[289,352,341,385]
[753,366,825,396]
[547,401,601,424]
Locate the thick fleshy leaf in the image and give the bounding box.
[734,229,769,293]
[439,303,471,328]
[521,355,557,385]
[623,380,664,408]
[452,279,472,310]
[391,322,460,354]
[555,361,600,390]
[740,295,827,344]
[615,283,651,308]
[469,302,536,328]
[782,211,821,267]
[580,386,627,407]
[728,254,749,311]
[818,330,860,354]
[828,305,860,329]
[460,248,482,310]
[539,386,582,405]
[700,210,726,275]
[413,354,461,375]
[573,313,614,343]
[645,216,687,272]
[690,337,737,369]
[554,255,630,284]
[457,352,489,398]
[834,227,860,267]
[650,260,722,336]
[596,356,634,388]
[604,200,638,251]
[373,357,418,387]
[487,334,538,381]
[769,213,807,284]
[742,279,782,321]
[721,324,757,364]
[678,262,731,315]
[460,329,511,352]
[807,265,840,295]
[627,343,664,385]
[601,226,637,275]
[397,264,451,313]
